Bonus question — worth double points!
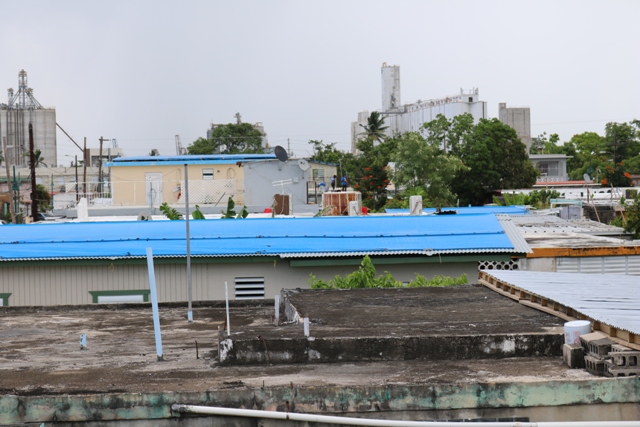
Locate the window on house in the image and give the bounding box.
[89,290,151,304]
[202,168,214,180]
[234,277,265,300]
[536,162,559,177]
[312,169,325,181]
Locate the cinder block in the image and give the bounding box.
[607,350,640,370]
[605,365,640,377]
[585,354,608,376]
[563,343,585,369]
[580,332,614,359]
[612,344,632,352]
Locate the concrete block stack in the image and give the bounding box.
[576,332,639,377]
[605,345,640,377]
[579,332,614,376]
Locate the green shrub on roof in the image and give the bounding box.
[308,255,467,289]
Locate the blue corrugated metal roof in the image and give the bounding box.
[106,153,277,167]
[0,214,525,261]
[385,206,530,215]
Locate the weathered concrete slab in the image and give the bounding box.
[220,286,564,366]
[1,286,636,425]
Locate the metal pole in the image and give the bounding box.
[75,155,79,202]
[28,123,37,221]
[98,136,104,194]
[185,163,193,322]
[83,137,87,199]
[2,136,16,224]
[146,247,164,361]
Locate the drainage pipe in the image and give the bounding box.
[171,404,640,427]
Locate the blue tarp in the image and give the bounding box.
[0,214,518,261]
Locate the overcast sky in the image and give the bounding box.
[1,0,638,165]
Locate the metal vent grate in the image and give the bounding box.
[234,277,265,300]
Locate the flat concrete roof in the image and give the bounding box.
[0,285,585,396]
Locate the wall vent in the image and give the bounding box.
[235,277,265,300]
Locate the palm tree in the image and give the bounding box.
[25,149,47,168]
[359,111,389,143]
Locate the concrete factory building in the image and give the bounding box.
[351,63,488,153]
[0,70,57,168]
[499,102,532,150]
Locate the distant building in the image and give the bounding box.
[85,147,124,167]
[0,70,57,168]
[499,102,532,150]
[351,63,488,153]
[529,154,572,183]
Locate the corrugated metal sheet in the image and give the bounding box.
[557,256,640,276]
[385,206,530,215]
[495,215,533,254]
[483,270,640,335]
[0,214,527,261]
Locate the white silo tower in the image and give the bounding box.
[0,70,57,168]
[381,63,401,112]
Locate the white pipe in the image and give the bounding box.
[171,404,640,427]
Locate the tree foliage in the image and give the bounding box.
[188,123,265,154]
[451,118,538,205]
[391,132,467,206]
[623,195,640,239]
[359,111,388,143]
[160,202,182,220]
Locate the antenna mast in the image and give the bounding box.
[175,135,186,155]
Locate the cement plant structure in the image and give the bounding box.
[0,70,57,168]
[351,63,488,153]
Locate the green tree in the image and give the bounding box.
[35,184,51,211]
[452,118,538,206]
[187,123,265,154]
[623,195,640,239]
[359,111,389,143]
[605,121,640,165]
[25,149,47,169]
[422,113,474,154]
[566,131,608,180]
[391,132,467,206]
[354,135,397,211]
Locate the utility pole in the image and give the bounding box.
[74,155,79,202]
[98,137,105,194]
[83,137,87,198]
[2,136,16,224]
[29,123,38,221]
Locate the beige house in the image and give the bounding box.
[106,154,339,212]
[106,154,274,207]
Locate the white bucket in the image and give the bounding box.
[564,320,591,345]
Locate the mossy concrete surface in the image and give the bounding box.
[1,377,638,425]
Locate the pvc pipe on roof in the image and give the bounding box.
[171,405,640,427]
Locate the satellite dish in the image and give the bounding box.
[137,211,153,221]
[274,145,288,162]
[583,173,592,184]
[298,158,310,171]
